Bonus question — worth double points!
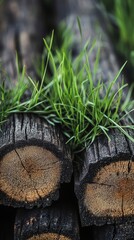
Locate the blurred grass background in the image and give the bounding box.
[100,0,134,83]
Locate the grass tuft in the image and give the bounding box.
[0,27,134,152]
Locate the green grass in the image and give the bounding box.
[100,0,134,67]
[0,28,134,152]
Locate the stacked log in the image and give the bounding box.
[0,1,73,238]
[55,0,134,237]
[0,0,76,239]
[75,128,134,226]
[0,113,72,208]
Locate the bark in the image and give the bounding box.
[92,223,134,240]
[14,202,80,240]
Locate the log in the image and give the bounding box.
[0,0,72,208]
[55,0,128,96]
[10,0,45,78]
[0,0,17,87]
[75,128,134,226]
[0,0,45,85]
[0,113,72,208]
[92,223,134,240]
[14,202,80,240]
[55,0,134,226]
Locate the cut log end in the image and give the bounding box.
[27,233,71,240]
[0,114,72,207]
[83,160,134,224]
[0,146,61,206]
[75,128,134,225]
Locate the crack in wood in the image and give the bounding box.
[24,123,28,140]
[90,182,115,188]
[14,148,42,201]
[128,160,132,174]
[121,195,124,220]
[112,224,116,240]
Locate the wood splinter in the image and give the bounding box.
[0,114,72,208]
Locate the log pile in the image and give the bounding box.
[0,0,133,239]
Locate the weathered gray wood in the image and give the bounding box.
[14,202,80,240]
[55,0,134,226]
[0,113,72,208]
